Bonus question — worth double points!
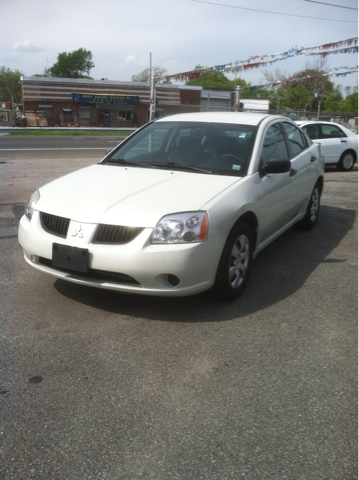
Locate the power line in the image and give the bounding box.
[192,0,358,22]
[303,0,358,10]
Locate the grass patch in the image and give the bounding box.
[9,130,132,137]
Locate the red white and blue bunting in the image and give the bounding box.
[165,37,358,81]
[246,67,358,92]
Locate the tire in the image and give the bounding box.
[300,182,321,230]
[337,151,355,171]
[213,222,253,301]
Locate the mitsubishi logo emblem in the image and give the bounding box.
[72,225,83,238]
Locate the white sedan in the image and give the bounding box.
[19,112,324,300]
[297,120,358,171]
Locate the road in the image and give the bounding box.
[0,135,357,479]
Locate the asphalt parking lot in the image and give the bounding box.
[0,135,357,479]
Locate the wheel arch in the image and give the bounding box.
[341,148,357,163]
[316,175,324,193]
[231,211,258,250]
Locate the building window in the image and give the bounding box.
[38,104,52,119]
[119,109,133,121]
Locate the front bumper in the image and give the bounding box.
[18,212,227,297]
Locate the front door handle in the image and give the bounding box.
[310,155,317,162]
[341,140,347,143]
[290,168,297,176]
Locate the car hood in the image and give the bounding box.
[37,164,241,227]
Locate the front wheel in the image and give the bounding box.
[300,182,321,230]
[213,222,253,301]
[337,151,355,171]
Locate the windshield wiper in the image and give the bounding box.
[104,158,155,168]
[144,162,213,174]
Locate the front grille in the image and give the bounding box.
[40,212,70,238]
[92,224,144,244]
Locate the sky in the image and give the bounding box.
[1,0,358,94]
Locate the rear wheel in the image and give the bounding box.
[300,182,321,230]
[213,222,253,301]
[337,151,355,171]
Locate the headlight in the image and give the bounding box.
[151,212,208,244]
[24,190,40,221]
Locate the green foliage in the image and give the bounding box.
[278,83,313,110]
[186,69,236,89]
[324,87,358,113]
[259,60,353,112]
[49,48,95,78]
[131,66,168,83]
[0,67,23,103]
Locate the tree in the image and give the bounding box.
[186,66,234,89]
[48,48,95,78]
[324,86,358,113]
[0,66,23,103]
[131,65,168,83]
[261,59,342,111]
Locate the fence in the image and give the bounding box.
[154,103,357,129]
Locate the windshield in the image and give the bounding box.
[103,121,256,176]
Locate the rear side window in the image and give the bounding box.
[282,122,308,156]
[319,124,346,139]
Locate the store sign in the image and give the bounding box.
[71,93,139,105]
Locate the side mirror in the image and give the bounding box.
[106,147,114,155]
[262,158,291,176]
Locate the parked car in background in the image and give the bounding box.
[19,112,324,301]
[297,121,358,171]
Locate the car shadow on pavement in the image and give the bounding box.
[54,205,356,322]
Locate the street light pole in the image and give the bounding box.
[317,99,321,120]
[235,85,241,111]
[149,53,156,122]
[11,85,14,127]
[316,92,325,120]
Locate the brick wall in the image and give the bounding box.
[179,89,201,105]
[21,77,204,127]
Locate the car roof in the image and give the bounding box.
[297,120,341,126]
[155,111,278,126]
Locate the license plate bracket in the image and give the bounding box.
[52,243,89,273]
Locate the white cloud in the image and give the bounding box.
[2,0,357,89]
[13,39,43,52]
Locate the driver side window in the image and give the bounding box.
[261,123,289,165]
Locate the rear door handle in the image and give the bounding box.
[310,155,317,162]
[290,168,297,176]
[341,140,347,143]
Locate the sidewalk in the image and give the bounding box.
[0,126,137,133]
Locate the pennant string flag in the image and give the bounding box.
[165,37,358,81]
[244,67,358,92]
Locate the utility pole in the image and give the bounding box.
[235,85,241,111]
[317,98,322,120]
[149,53,156,122]
[11,85,15,127]
[315,92,325,120]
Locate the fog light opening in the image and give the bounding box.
[168,274,180,287]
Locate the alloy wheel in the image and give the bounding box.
[342,153,354,170]
[310,187,320,222]
[228,234,250,289]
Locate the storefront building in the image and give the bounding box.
[21,76,201,128]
